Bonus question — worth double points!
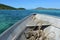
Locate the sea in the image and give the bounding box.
[0,10,60,34]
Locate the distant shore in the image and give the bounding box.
[0,4,60,10]
[35,7,60,10]
[0,4,26,10]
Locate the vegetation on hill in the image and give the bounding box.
[0,4,25,10]
[0,4,16,10]
[17,8,26,10]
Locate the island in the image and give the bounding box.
[35,7,60,10]
[0,4,26,10]
[17,8,26,10]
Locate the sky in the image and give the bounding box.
[0,0,60,9]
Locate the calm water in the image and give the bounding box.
[0,10,60,34]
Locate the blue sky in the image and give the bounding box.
[0,0,60,9]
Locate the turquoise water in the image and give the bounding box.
[0,10,60,34]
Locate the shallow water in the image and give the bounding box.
[0,10,60,34]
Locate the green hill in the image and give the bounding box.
[0,4,26,10]
[17,8,25,10]
[0,4,16,10]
